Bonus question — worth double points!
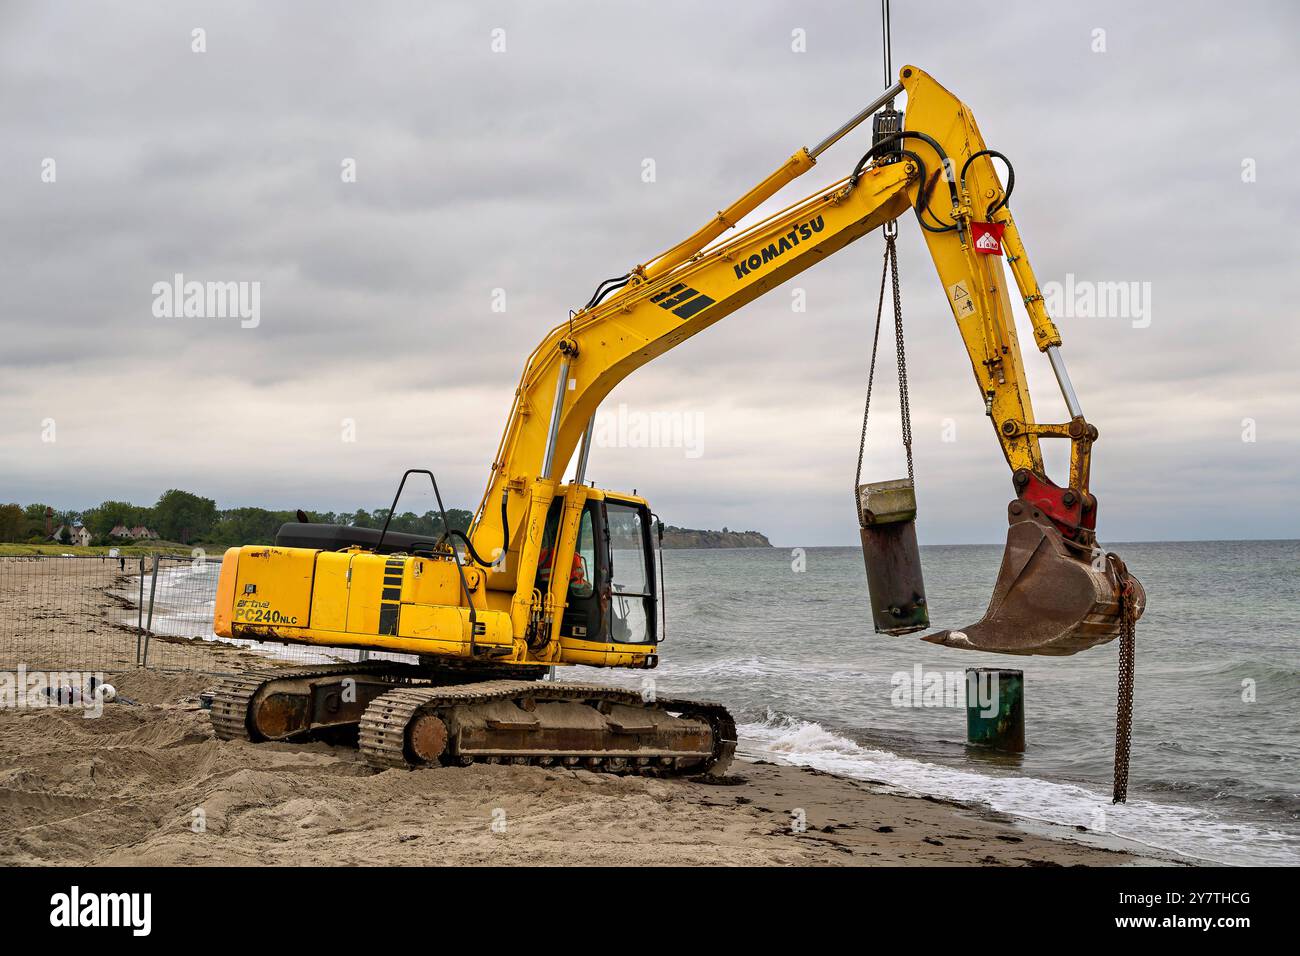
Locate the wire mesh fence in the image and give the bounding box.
[0,554,144,673]
[0,553,417,677]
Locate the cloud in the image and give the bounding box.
[2,0,1296,544]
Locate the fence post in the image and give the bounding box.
[142,554,160,668]
[136,555,146,665]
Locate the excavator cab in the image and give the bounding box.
[538,491,659,646]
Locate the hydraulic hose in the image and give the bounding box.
[853,146,951,234]
[583,273,631,311]
[442,488,509,569]
[960,149,1015,218]
[852,130,961,232]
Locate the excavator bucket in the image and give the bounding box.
[922,500,1145,656]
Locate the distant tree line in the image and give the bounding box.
[0,489,473,547]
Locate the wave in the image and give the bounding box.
[738,711,1299,866]
[1146,659,1300,683]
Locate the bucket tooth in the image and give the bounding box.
[922,500,1145,656]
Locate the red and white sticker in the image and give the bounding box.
[971,221,1005,256]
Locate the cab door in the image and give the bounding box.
[601,498,657,645]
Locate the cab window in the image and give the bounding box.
[605,501,655,644]
[571,507,595,599]
[538,499,595,601]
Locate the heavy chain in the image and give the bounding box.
[854,239,890,516]
[854,228,914,522]
[889,230,915,483]
[1108,552,1137,804]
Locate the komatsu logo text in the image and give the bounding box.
[733,215,825,280]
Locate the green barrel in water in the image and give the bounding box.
[966,668,1025,753]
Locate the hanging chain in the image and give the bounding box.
[855,229,914,520]
[888,230,915,483]
[854,240,891,522]
[1108,552,1137,804]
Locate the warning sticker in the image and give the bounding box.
[948,280,976,318]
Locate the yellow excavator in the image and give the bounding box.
[209,66,1145,774]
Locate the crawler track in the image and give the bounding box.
[359,680,736,776]
[210,665,736,779]
[209,661,417,741]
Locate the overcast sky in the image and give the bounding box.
[2,0,1296,546]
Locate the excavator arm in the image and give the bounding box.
[469,65,1143,657]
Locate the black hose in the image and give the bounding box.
[583,273,631,310]
[899,149,959,234]
[854,146,952,234]
[442,488,509,569]
[852,131,961,232]
[374,467,483,652]
[960,149,1015,218]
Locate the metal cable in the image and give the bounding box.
[854,241,891,523]
[881,0,892,87]
[855,231,913,515]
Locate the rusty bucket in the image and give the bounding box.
[858,478,929,635]
[922,500,1146,656]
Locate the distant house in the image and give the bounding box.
[51,523,93,547]
[110,524,132,539]
[129,526,160,540]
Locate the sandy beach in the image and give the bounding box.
[0,563,1166,866]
